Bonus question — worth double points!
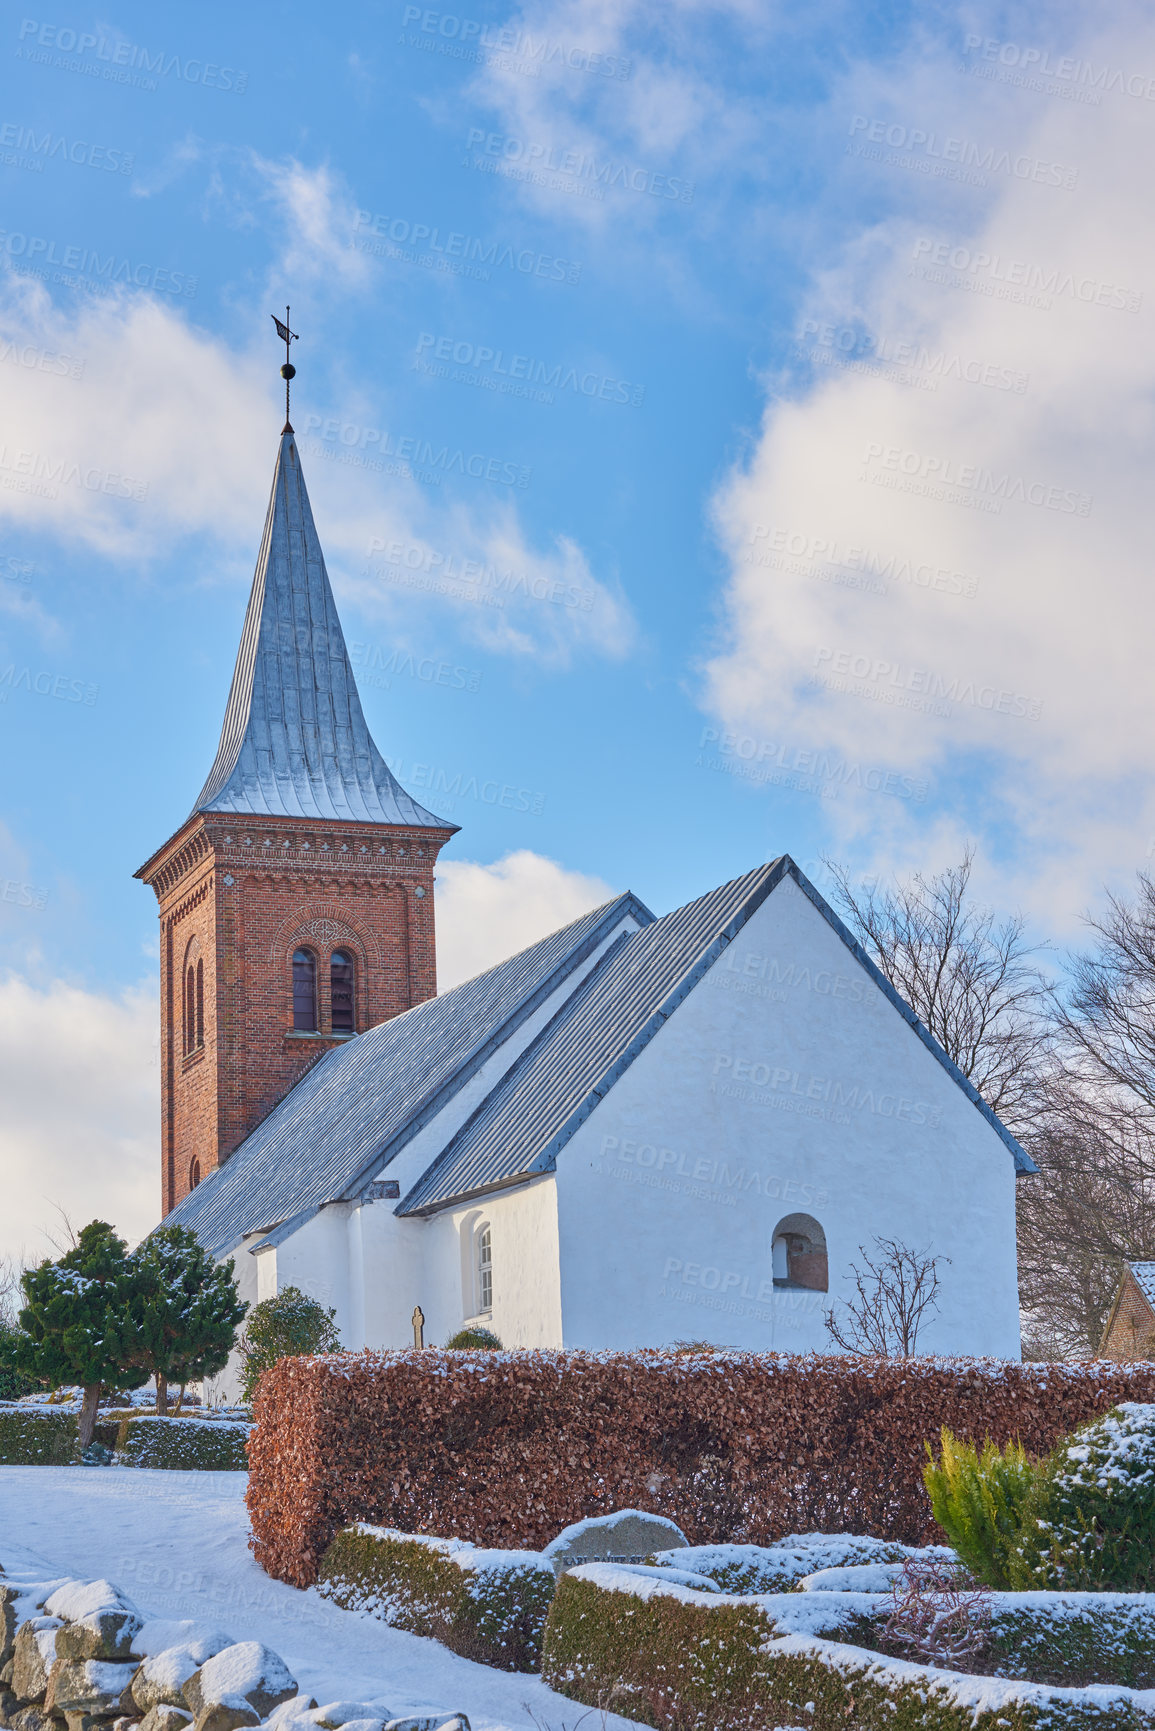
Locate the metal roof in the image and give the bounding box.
[193,429,455,829]
[162,892,652,1258]
[1131,1264,1155,1312]
[400,855,1035,1215]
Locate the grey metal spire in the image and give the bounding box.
[193,430,456,829]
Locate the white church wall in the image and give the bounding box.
[553,873,1021,1358]
[417,1178,563,1349]
[203,1230,262,1407]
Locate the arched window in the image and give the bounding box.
[184,964,195,1054]
[771,1213,828,1292]
[292,948,317,1031]
[196,958,204,1049]
[189,1157,202,1190]
[476,1224,493,1313]
[330,949,355,1033]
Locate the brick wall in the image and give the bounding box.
[139,813,451,1216]
[1101,1271,1155,1360]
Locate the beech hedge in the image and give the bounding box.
[245,1350,1155,1590]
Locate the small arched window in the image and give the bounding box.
[293,948,317,1031]
[184,953,203,1055]
[330,949,355,1033]
[477,1224,493,1313]
[196,958,204,1049]
[184,965,194,1054]
[189,1157,202,1190]
[772,1213,828,1292]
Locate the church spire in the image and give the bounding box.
[193,428,457,829]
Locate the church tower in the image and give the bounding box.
[136,424,457,1217]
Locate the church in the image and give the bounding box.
[139,416,1033,1392]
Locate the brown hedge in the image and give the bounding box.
[245,1350,1155,1589]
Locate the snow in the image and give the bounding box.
[45,1577,139,1619]
[541,1509,686,1559]
[798,1562,906,1592]
[84,1659,138,1693]
[196,1640,296,1702]
[139,1644,212,1692]
[348,1527,551,1581]
[135,1619,234,1661]
[0,1466,647,1731]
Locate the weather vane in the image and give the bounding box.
[271,306,298,431]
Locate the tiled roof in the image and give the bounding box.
[163,893,652,1257]
[194,430,454,828]
[1130,1264,1155,1312]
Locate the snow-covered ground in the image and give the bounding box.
[0,1467,644,1731]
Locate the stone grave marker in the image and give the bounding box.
[541,1509,688,1579]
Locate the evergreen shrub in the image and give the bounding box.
[1009,1403,1155,1591]
[317,1524,555,1671]
[924,1427,1036,1586]
[115,1414,250,1471]
[0,1405,79,1464]
[444,1327,502,1349]
[239,1286,340,1402]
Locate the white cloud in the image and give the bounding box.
[0,974,158,1269]
[435,849,618,987]
[703,15,1155,934]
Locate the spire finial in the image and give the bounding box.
[271,305,299,433]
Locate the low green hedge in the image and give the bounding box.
[0,1406,80,1464]
[317,1524,556,1671]
[985,1596,1155,1690]
[539,1567,1155,1731]
[114,1415,250,1470]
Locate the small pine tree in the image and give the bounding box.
[17,1221,149,1446]
[923,1428,1036,1587]
[237,1285,341,1402]
[0,1322,38,1400]
[444,1325,502,1349]
[129,1227,248,1414]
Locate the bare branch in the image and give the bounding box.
[824,1237,947,1356]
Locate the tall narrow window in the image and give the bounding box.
[189,1158,202,1190]
[330,949,355,1033]
[477,1225,493,1313]
[292,948,317,1031]
[184,964,197,1054]
[196,958,204,1049]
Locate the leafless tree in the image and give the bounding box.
[824,1237,947,1356]
[824,848,1051,1138]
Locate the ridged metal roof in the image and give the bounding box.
[163,893,653,1258]
[193,429,455,828]
[401,855,1035,1215]
[1131,1264,1155,1312]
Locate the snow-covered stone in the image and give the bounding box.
[184,1643,296,1720]
[542,1510,688,1578]
[56,1608,143,1661]
[134,1621,232,1663]
[12,1618,63,1701]
[44,1581,139,1624]
[314,1702,394,1728]
[132,1645,212,1712]
[191,1700,261,1731]
[138,1707,193,1731]
[798,1561,908,1592]
[45,1656,136,1714]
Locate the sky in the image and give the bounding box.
[1,0,1153,1262]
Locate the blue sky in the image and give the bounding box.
[1,0,1152,1253]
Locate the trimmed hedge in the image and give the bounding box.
[316,1524,555,1670]
[115,1415,250,1471]
[986,1596,1155,1689]
[539,1568,1155,1730]
[0,1406,81,1464]
[245,1349,1155,1588]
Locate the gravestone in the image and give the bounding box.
[541,1510,688,1579]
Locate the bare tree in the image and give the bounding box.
[825,848,1051,1138]
[824,1237,947,1356]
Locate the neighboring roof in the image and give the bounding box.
[193,429,454,829]
[401,855,1035,1216]
[1130,1264,1155,1313]
[163,892,653,1258]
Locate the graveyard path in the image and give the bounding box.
[0,1465,645,1731]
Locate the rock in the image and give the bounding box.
[12,1622,65,1703]
[130,1652,205,1716]
[43,1593,136,1630]
[137,1709,191,1731]
[541,1510,688,1578]
[56,1619,142,1666]
[0,1683,19,1727]
[1,1662,14,1687]
[11,1709,57,1731]
[383,1718,470,1731]
[190,1704,259,1731]
[314,1705,392,1729]
[64,1714,124,1731]
[46,1660,137,1716]
[1,1588,21,1667]
[182,1647,294,1721]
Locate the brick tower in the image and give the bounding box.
[137,427,458,1217]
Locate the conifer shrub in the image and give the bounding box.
[1008,1402,1155,1591]
[238,1286,340,1402]
[923,1427,1036,1586]
[444,1326,502,1349]
[317,1524,555,1671]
